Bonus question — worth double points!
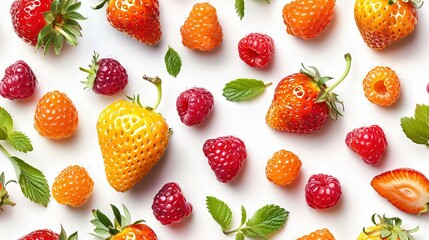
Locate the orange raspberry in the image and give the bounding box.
[363,66,400,107]
[297,228,335,240]
[34,91,78,139]
[265,150,302,186]
[52,165,94,207]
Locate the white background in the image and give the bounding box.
[1,0,429,239]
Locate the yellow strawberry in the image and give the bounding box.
[97,76,170,192]
[357,214,418,240]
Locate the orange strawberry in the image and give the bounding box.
[34,91,78,140]
[354,0,422,50]
[0,172,16,209]
[265,150,302,186]
[266,54,351,134]
[363,66,400,107]
[94,0,161,45]
[97,76,170,192]
[297,228,335,240]
[51,165,94,207]
[180,2,223,51]
[371,168,429,214]
[282,0,336,40]
[357,214,418,240]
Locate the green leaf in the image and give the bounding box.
[122,204,132,226]
[0,107,13,131]
[223,79,271,102]
[236,232,245,240]
[245,204,288,237]
[240,206,247,226]
[401,117,429,145]
[235,0,245,20]
[415,104,429,124]
[96,209,114,228]
[206,196,233,231]
[6,131,33,153]
[0,128,7,140]
[90,219,105,229]
[111,204,122,226]
[164,46,182,78]
[10,156,50,207]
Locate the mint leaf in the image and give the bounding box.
[206,196,233,231]
[223,79,271,102]
[240,205,247,226]
[164,46,182,78]
[0,128,7,140]
[244,204,288,237]
[7,131,33,153]
[401,117,429,145]
[10,156,50,206]
[0,107,13,131]
[415,104,429,124]
[236,232,245,240]
[235,0,245,20]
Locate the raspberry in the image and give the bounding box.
[19,229,59,240]
[363,66,400,106]
[305,173,342,209]
[203,136,247,183]
[238,33,274,69]
[80,52,128,96]
[345,125,388,165]
[176,87,214,126]
[265,150,302,186]
[0,60,37,100]
[427,83,429,94]
[152,182,192,225]
[297,228,335,240]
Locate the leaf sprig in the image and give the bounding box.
[400,104,429,147]
[206,196,288,239]
[164,46,182,78]
[235,0,270,20]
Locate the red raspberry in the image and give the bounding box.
[152,182,192,225]
[0,60,37,100]
[345,125,388,165]
[203,136,247,183]
[80,52,128,96]
[238,33,274,69]
[427,83,429,94]
[19,229,59,240]
[305,173,342,209]
[176,87,214,126]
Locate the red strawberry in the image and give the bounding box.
[176,87,214,126]
[305,173,342,209]
[0,60,37,100]
[203,136,247,183]
[152,182,193,225]
[10,0,85,55]
[19,226,77,240]
[345,125,388,165]
[80,52,128,96]
[371,168,429,214]
[238,33,275,69]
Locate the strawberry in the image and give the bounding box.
[265,54,351,134]
[94,0,161,45]
[371,168,429,214]
[354,0,422,50]
[0,172,16,210]
[357,214,418,240]
[282,0,336,40]
[180,2,223,51]
[297,228,336,240]
[19,226,77,240]
[97,76,170,192]
[91,204,157,240]
[0,60,37,100]
[10,0,85,55]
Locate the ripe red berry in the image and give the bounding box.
[426,83,429,94]
[203,136,247,183]
[0,60,37,100]
[238,33,274,69]
[19,229,59,240]
[305,173,342,209]
[80,52,128,96]
[345,125,388,165]
[152,182,192,225]
[176,87,214,126]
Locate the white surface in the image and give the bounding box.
[1,0,429,239]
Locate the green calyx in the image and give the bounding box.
[388,0,424,9]
[300,53,352,120]
[93,0,110,10]
[363,214,419,240]
[58,225,78,240]
[127,76,163,111]
[36,0,86,56]
[0,172,16,209]
[79,52,100,89]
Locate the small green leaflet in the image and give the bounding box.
[235,0,245,20]
[415,104,429,123]
[401,104,429,146]
[206,196,232,231]
[7,131,33,153]
[223,79,272,102]
[164,46,182,78]
[0,107,13,131]
[0,128,7,140]
[244,204,288,237]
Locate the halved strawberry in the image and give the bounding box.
[371,168,429,214]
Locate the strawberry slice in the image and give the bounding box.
[371,168,429,214]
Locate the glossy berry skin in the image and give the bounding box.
[282,0,335,40]
[363,66,400,107]
[52,165,94,207]
[19,229,59,240]
[203,136,247,183]
[180,2,223,51]
[152,182,193,225]
[297,228,336,240]
[265,150,302,186]
[176,87,214,126]
[305,173,342,209]
[238,33,274,69]
[0,60,37,100]
[346,125,388,165]
[354,0,418,50]
[34,91,78,140]
[112,225,157,240]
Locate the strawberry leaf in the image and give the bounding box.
[223,79,271,102]
[415,104,429,124]
[0,107,13,131]
[206,196,233,231]
[244,204,288,237]
[6,131,33,153]
[401,117,429,145]
[240,205,247,226]
[164,46,182,78]
[236,232,245,240]
[235,0,245,20]
[0,128,7,140]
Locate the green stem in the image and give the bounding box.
[0,144,12,158]
[324,53,352,93]
[142,75,163,111]
[264,82,273,87]
[79,67,94,74]
[2,197,16,207]
[222,228,240,235]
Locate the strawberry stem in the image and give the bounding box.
[324,53,352,93]
[0,144,12,158]
[142,75,163,111]
[265,82,273,87]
